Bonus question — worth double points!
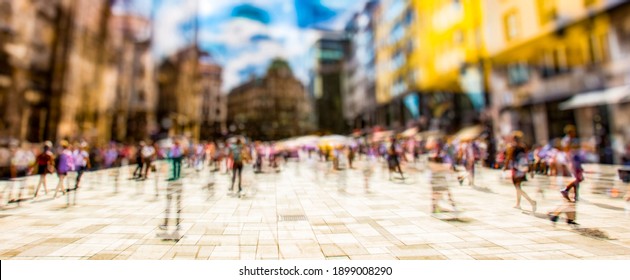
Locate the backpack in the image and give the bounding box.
[231,145,243,163]
[513,146,528,177]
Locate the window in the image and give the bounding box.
[554,47,568,72]
[452,0,462,10]
[537,0,557,25]
[392,77,406,97]
[454,29,464,45]
[391,49,405,71]
[584,0,597,7]
[389,21,405,45]
[507,63,529,86]
[588,32,610,63]
[405,40,414,55]
[403,9,414,27]
[540,47,569,78]
[504,10,520,41]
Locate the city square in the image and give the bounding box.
[1,159,629,260]
[2,0,630,268]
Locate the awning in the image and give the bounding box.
[453,125,484,141]
[559,85,630,110]
[399,127,418,138]
[371,130,394,142]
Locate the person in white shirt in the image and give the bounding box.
[72,142,90,190]
[141,142,156,180]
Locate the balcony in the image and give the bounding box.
[506,65,607,105]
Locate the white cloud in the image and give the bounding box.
[217,22,321,92]
[153,0,198,58]
[153,0,359,93]
[199,0,232,17]
[222,40,286,92]
[200,18,269,47]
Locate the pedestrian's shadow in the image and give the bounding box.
[573,227,615,240]
[579,199,625,211]
[389,177,415,185]
[156,230,182,242]
[52,204,74,211]
[528,211,549,219]
[471,185,496,194]
[432,212,474,223]
[31,197,55,203]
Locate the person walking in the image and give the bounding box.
[72,142,90,190]
[503,132,537,212]
[8,142,35,203]
[132,142,146,179]
[428,161,458,214]
[347,145,356,169]
[141,141,156,180]
[168,140,183,181]
[229,139,247,197]
[53,140,74,198]
[34,141,54,198]
[457,140,477,186]
[560,142,586,202]
[387,138,404,180]
[548,200,579,226]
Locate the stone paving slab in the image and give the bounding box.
[0,159,629,260]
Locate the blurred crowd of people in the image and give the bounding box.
[2,123,630,225]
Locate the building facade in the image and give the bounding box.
[373,0,487,133]
[199,58,226,140]
[344,0,380,132]
[309,32,349,135]
[484,0,630,163]
[228,59,313,140]
[0,0,159,145]
[108,13,157,143]
[0,0,116,144]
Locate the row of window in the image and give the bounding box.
[506,33,610,85]
[505,0,601,41]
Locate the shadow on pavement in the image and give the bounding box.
[580,199,625,211]
[573,228,614,240]
[472,185,495,194]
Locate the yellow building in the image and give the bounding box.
[484,0,630,163]
[374,0,487,132]
[374,0,422,129]
[413,0,486,92]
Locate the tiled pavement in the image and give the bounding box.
[0,158,629,260]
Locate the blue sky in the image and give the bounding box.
[129,0,365,92]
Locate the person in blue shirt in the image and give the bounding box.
[168,139,183,181]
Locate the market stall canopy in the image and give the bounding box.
[319,135,352,147]
[400,127,418,138]
[453,125,484,141]
[559,84,630,110]
[371,130,394,142]
[293,135,320,147]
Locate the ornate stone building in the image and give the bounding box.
[108,14,156,143]
[228,59,314,140]
[158,46,223,141]
[199,58,226,140]
[0,0,112,143]
[0,0,156,144]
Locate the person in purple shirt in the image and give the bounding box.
[561,142,585,202]
[104,143,118,168]
[54,140,74,198]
